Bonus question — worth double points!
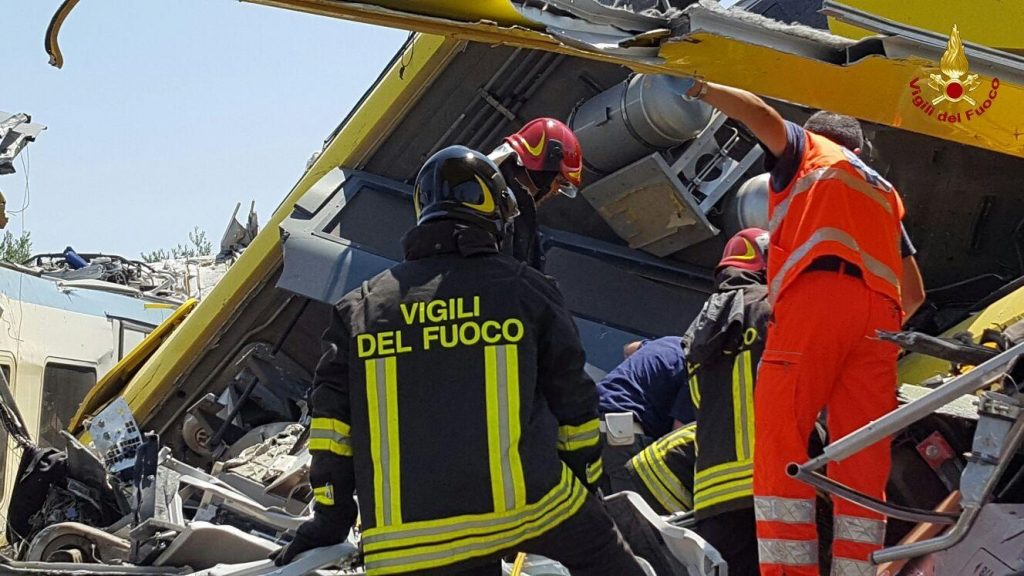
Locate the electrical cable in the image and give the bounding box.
[6,152,31,215]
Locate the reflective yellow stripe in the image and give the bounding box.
[648,447,693,510]
[505,345,526,509]
[688,369,701,409]
[367,357,402,527]
[311,417,351,435]
[313,484,336,506]
[741,351,755,459]
[732,351,754,461]
[586,458,603,485]
[486,344,526,512]
[556,418,600,451]
[695,459,753,485]
[385,357,401,525]
[363,468,586,574]
[309,417,353,456]
[632,448,689,513]
[664,423,696,450]
[630,425,696,514]
[695,478,753,511]
[485,346,503,512]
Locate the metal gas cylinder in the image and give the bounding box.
[722,172,770,236]
[569,74,713,175]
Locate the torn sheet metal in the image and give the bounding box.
[88,397,144,474]
[659,2,1024,159]
[523,0,671,30]
[0,112,46,175]
[237,0,669,67]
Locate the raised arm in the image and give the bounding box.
[686,80,789,158]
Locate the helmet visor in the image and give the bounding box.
[555,174,578,199]
[532,171,578,200]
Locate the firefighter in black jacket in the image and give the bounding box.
[274,145,646,575]
[627,228,771,576]
[489,118,583,272]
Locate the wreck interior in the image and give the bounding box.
[14,8,1024,573]
[140,35,1024,447]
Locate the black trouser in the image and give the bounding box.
[419,494,648,575]
[694,507,759,576]
[602,433,654,494]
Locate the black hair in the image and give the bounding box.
[803,111,864,151]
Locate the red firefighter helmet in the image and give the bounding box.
[717,228,769,273]
[504,118,583,198]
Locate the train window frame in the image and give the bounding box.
[39,359,97,449]
[109,317,157,361]
[0,355,14,503]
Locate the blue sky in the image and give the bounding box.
[3,1,406,258]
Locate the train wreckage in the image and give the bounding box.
[4,0,1024,574]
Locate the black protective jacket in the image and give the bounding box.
[685,268,771,519]
[500,163,546,272]
[626,269,770,518]
[303,220,602,574]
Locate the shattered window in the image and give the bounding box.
[39,363,96,449]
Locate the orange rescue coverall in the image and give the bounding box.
[754,126,905,576]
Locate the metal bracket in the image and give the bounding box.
[669,111,765,215]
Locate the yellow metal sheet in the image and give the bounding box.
[243,0,655,73]
[349,0,535,28]
[825,1,1024,52]
[249,0,1024,159]
[71,299,198,432]
[657,33,1024,159]
[115,34,462,428]
[899,285,1024,385]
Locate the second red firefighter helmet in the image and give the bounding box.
[414,145,519,238]
[504,118,583,199]
[717,228,769,273]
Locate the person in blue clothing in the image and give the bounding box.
[597,336,693,493]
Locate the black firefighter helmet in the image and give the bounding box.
[414,145,520,239]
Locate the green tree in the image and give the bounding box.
[141,226,213,263]
[0,230,32,263]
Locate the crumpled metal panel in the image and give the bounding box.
[581,153,718,256]
[0,111,46,175]
[540,0,671,30]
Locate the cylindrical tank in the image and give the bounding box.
[721,172,770,237]
[569,74,713,175]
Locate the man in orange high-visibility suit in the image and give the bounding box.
[676,79,926,576]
